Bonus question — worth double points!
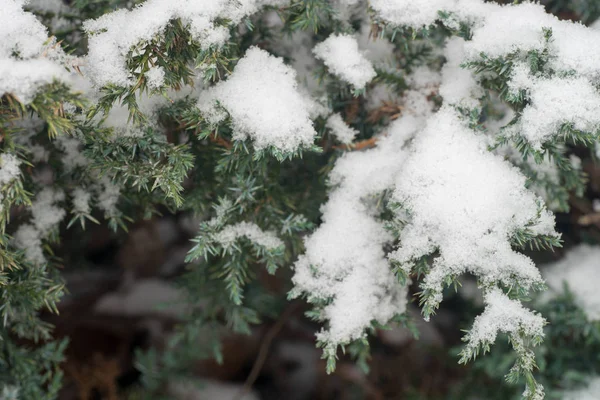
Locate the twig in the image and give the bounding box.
[233,302,301,400]
[209,133,233,149]
[578,212,600,227]
[367,101,403,123]
[332,136,380,151]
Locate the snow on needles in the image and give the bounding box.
[83,0,287,87]
[0,154,22,186]
[0,0,69,103]
[506,75,600,150]
[197,47,318,152]
[215,222,284,251]
[325,113,358,145]
[14,188,66,264]
[391,107,557,312]
[291,114,423,345]
[370,0,600,148]
[313,34,376,90]
[465,288,545,352]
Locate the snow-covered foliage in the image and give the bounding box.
[197,47,318,152]
[14,188,66,264]
[292,113,420,346]
[4,0,600,398]
[0,154,21,186]
[325,113,358,144]
[83,0,287,87]
[215,221,284,250]
[313,34,376,90]
[1,0,70,103]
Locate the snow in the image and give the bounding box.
[0,154,21,186]
[291,115,422,345]
[463,2,600,80]
[367,0,600,149]
[356,22,395,66]
[197,47,318,152]
[562,377,600,400]
[95,176,121,217]
[83,0,287,87]
[505,76,600,150]
[439,37,483,109]
[54,136,89,171]
[390,107,557,311]
[0,59,67,104]
[465,287,545,349]
[100,90,174,137]
[13,224,44,264]
[325,113,358,144]
[365,84,401,112]
[95,278,186,317]
[270,29,321,94]
[72,188,91,215]
[369,0,451,29]
[463,2,554,61]
[13,188,66,264]
[0,0,69,103]
[145,66,166,89]
[215,222,284,250]
[543,245,600,322]
[169,379,260,400]
[31,188,66,234]
[313,34,376,90]
[405,66,442,91]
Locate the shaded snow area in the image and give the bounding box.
[543,245,600,322]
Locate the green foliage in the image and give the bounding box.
[84,129,194,207]
[0,337,68,400]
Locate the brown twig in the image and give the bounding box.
[332,136,380,151]
[234,302,301,400]
[209,133,233,149]
[578,212,600,227]
[367,101,403,123]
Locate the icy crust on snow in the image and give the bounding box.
[313,34,376,90]
[543,245,600,322]
[391,107,557,308]
[83,0,287,87]
[0,0,69,103]
[465,288,545,349]
[197,47,318,152]
[291,115,423,345]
